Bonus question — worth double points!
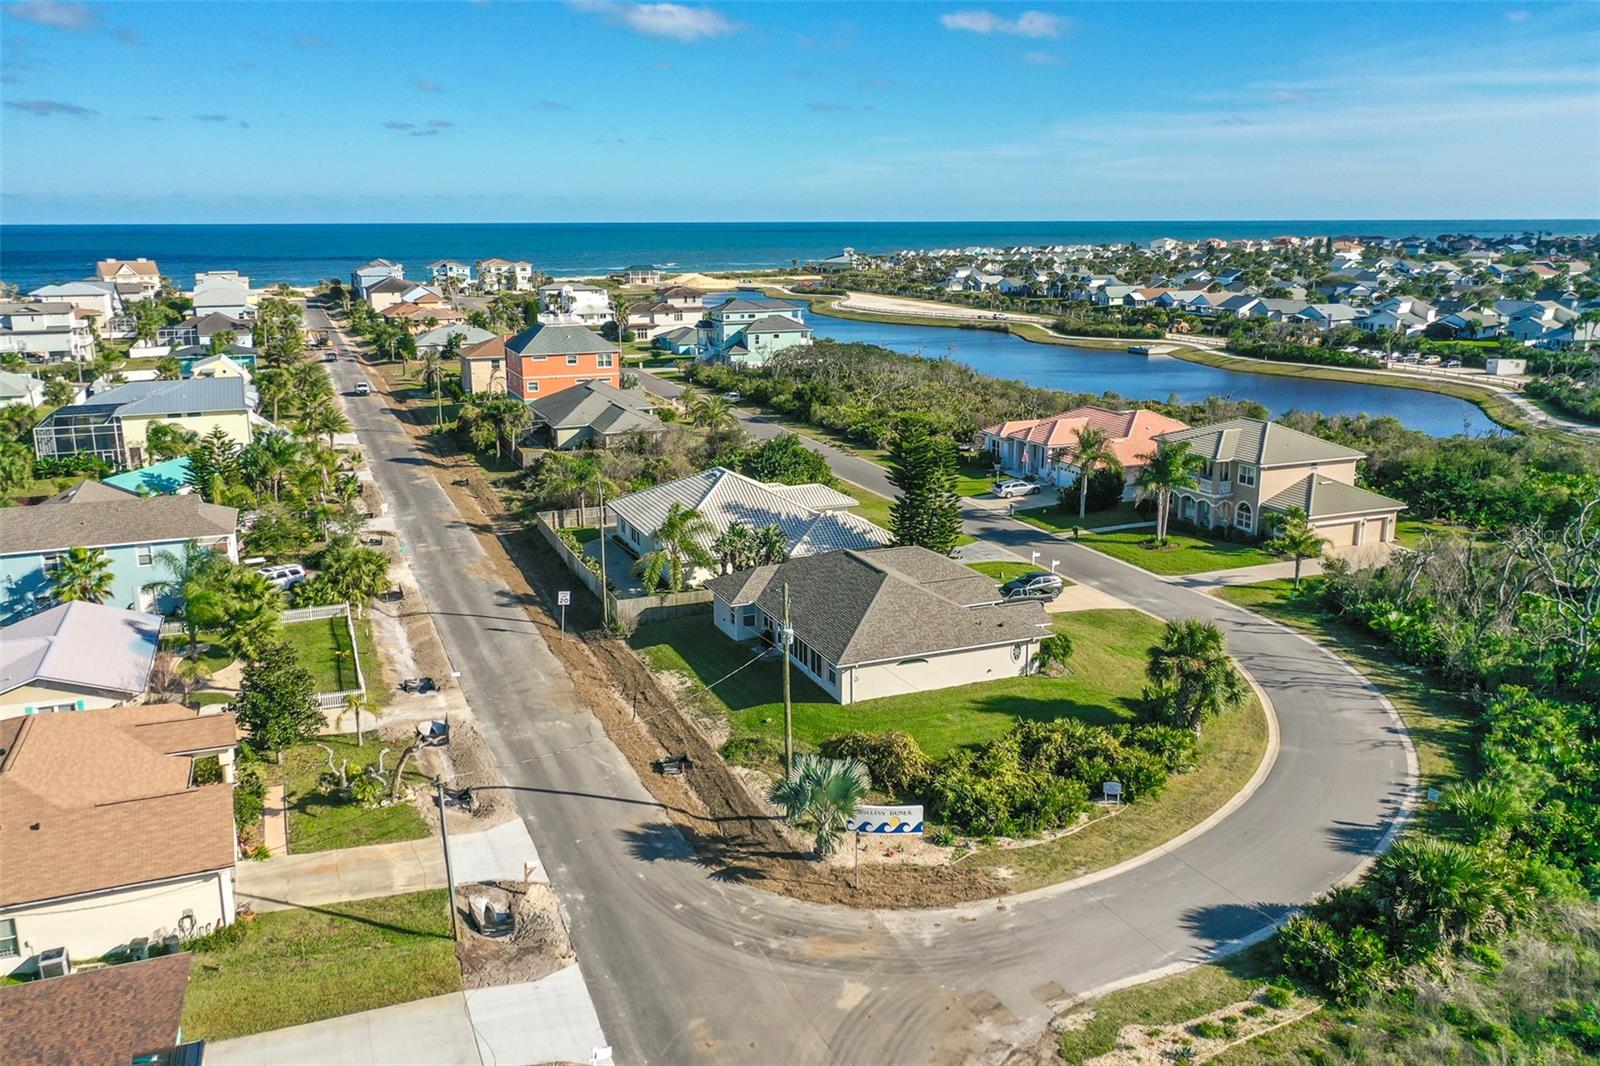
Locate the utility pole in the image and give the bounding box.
[781,583,793,778]
[436,780,461,941]
[597,489,609,629]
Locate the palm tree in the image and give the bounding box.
[0,440,34,496]
[145,542,223,655]
[688,394,735,434]
[753,523,789,565]
[155,356,182,380]
[215,566,282,660]
[712,521,756,573]
[1144,618,1248,737]
[50,546,115,603]
[633,502,716,592]
[1068,425,1124,520]
[768,755,871,858]
[486,394,530,462]
[43,376,77,408]
[1134,441,1204,543]
[1369,837,1531,956]
[611,292,633,342]
[305,402,351,447]
[255,367,292,424]
[1263,507,1325,590]
[418,349,447,425]
[243,431,301,501]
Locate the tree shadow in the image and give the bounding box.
[618,819,814,884]
[1178,900,1293,951]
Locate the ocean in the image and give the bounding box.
[2,220,1595,292]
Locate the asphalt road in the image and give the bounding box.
[318,312,1413,1064]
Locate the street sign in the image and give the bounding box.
[847,804,924,834]
[1425,787,1440,803]
[557,590,572,606]
[1102,781,1123,803]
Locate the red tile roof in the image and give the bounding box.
[982,406,1189,468]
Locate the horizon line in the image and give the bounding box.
[4,217,1598,229]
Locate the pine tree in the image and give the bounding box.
[233,638,324,762]
[888,419,963,555]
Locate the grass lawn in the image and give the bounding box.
[1080,529,1276,576]
[277,733,431,853]
[842,480,975,548]
[634,609,1164,763]
[965,560,1075,587]
[953,456,999,498]
[281,614,368,694]
[191,692,233,708]
[159,636,236,678]
[1394,516,1470,549]
[181,890,461,1042]
[1016,499,1152,533]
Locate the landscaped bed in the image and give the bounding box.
[1015,499,1152,533]
[181,889,461,1042]
[275,733,432,853]
[1078,529,1276,576]
[631,609,1268,894]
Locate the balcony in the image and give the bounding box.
[1195,477,1234,497]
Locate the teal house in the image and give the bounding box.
[0,481,238,624]
[699,295,813,366]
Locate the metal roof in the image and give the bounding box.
[64,377,249,418]
[0,601,161,698]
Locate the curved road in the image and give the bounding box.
[317,313,1413,1064]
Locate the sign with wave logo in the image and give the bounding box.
[847,804,924,835]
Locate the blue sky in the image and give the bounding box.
[3,0,1597,223]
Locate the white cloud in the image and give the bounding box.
[414,77,442,92]
[1024,51,1063,65]
[4,1,99,31]
[1504,9,1529,22]
[940,9,1062,39]
[572,1,737,42]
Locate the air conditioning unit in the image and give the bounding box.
[36,947,70,979]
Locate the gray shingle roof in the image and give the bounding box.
[0,601,161,698]
[735,314,811,334]
[0,490,238,556]
[505,323,621,357]
[714,297,800,313]
[527,381,661,433]
[609,467,889,555]
[1155,418,1364,467]
[705,547,1050,666]
[1262,474,1405,519]
[65,377,249,419]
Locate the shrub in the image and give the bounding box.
[1064,466,1125,513]
[818,730,931,795]
[233,761,266,826]
[1280,914,1389,1002]
[1261,984,1294,1009]
[187,920,251,953]
[924,742,1088,838]
[1036,632,1074,676]
[1124,724,1197,772]
[349,771,386,807]
[720,734,783,767]
[1190,1020,1228,1040]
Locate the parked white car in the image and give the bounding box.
[257,564,307,589]
[994,479,1041,499]
[353,380,371,396]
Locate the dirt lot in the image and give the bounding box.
[454,879,575,989]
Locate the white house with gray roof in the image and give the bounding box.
[706,546,1050,704]
[609,467,890,586]
[0,302,97,362]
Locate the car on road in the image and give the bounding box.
[720,391,742,402]
[353,380,371,396]
[994,478,1040,498]
[324,350,337,362]
[257,563,307,589]
[1441,358,1461,368]
[999,572,1065,601]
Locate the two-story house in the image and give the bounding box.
[350,258,404,298]
[32,378,254,469]
[0,302,97,362]
[537,284,613,327]
[426,259,473,287]
[627,299,704,341]
[503,323,621,400]
[1152,418,1405,547]
[476,258,534,292]
[94,258,161,300]
[27,281,124,325]
[699,296,812,366]
[190,274,252,318]
[980,406,1190,495]
[0,480,239,623]
[459,335,509,395]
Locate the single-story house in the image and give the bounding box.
[32,377,253,469]
[526,380,665,450]
[655,325,702,355]
[415,323,495,354]
[0,479,239,623]
[0,371,49,409]
[0,704,238,974]
[0,953,203,1063]
[707,546,1051,705]
[609,467,891,587]
[981,406,1190,495]
[1153,417,1405,545]
[459,334,509,395]
[0,601,161,718]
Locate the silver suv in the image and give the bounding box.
[999,572,1065,601]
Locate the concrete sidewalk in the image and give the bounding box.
[238,817,546,912]
[208,964,611,1066]
[1172,559,1318,590]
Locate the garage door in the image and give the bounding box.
[1316,521,1361,548]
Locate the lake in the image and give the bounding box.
[805,310,1497,438]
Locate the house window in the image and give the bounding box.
[1237,465,1256,487]
[0,918,16,958]
[41,552,64,573]
[527,381,540,393]
[827,666,837,685]
[1235,502,1254,531]
[596,354,614,368]
[566,354,579,366]
[137,545,154,565]
[742,608,756,628]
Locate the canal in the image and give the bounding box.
[805,309,1498,438]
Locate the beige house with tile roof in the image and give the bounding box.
[0,704,238,974]
[1153,418,1405,547]
[981,406,1189,495]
